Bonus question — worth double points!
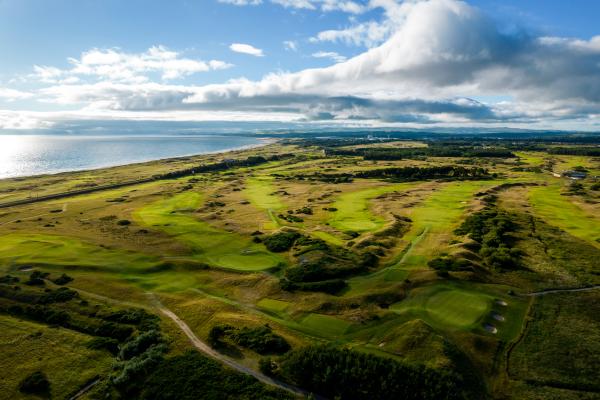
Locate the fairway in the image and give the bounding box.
[390,285,493,331]
[329,183,415,233]
[134,192,283,270]
[301,313,352,337]
[529,184,600,246]
[244,176,285,211]
[257,298,291,312]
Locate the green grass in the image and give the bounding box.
[0,233,158,273]
[244,176,284,211]
[257,298,291,312]
[134,191,283,271]
[329,183,416,233]
[0,315,113,400]
[390,284,493,331]
[529,184,600,246]
[300,313,353,337]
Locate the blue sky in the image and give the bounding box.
[0,0,599,131]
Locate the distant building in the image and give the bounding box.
[561,170,587,180]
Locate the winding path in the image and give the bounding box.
[146,293,321,399]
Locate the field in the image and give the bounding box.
[0,138,599,399]
[0,315,113,400]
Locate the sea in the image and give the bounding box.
[0,134,266,179]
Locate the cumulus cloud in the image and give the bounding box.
[6,0,600,129]
[0,88,34,101]
[31,46,232,84]
[312,51,347,63]
[230,43,265,57]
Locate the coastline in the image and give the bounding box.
[0,136,276,181]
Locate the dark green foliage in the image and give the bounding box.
[565,181,586,195]
[427,257,473,274]
[19,371,50,395]
[0,274,19,284]
[51,273,73,285]
[278,213,304,223]
[38,287,78,304]
[279,345,470,400]
[455,206,521,270]
[87,337,120,355]
[230,325,290,354]
[119,329,164,360]
[139,351,291,400]
[117,219,131,226]
[590,182,600,191]
[101,308,160,330]
[547,147,600,156]
[208,324,290,354]
[24,270,49,286]
[280,278,347,294]
[95,321,134,341]
[325,145,515,159]
[111,344,168,393]
[264,231,301,252]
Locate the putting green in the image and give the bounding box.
[390,285,493,331]
[529,184,600,246]
[135,192,283,271]
[0,233,157,272]
[329,183,416,233]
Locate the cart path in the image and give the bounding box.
[146,293,321,399]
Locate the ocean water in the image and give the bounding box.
[0,135,265,179]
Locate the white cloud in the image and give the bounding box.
[4,0,600,129]
[220,0,367,14]
[218,0,263,5]
[312,51,347,63]
[283,40,298,51]
[0,88,33,101]
[32,46,232,84]
[229,43,265,57]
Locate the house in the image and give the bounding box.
[561,170,587,180]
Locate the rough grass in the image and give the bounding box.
[509,291,600,394]
[0,315,112,400]
[529,184,600,246]
[134,192,283,271]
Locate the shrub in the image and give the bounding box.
[263,232,301,252]
[119,330,164,360]
[19,371,50,395]
[87,337,120,355]
[117,219,131,226]
[52,273,73,285]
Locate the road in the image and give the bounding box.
[147,293,321,399]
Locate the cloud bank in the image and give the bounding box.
[1,0,600,130]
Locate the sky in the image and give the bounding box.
[0,0,599,132]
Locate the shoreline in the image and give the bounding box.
[0,136,276,181]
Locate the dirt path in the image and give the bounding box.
[146,293,320,399]
[523,285,600,297]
